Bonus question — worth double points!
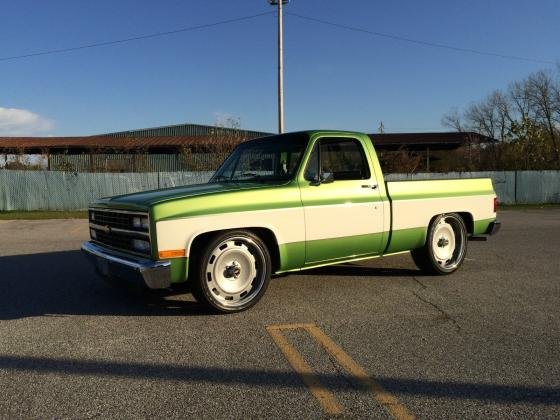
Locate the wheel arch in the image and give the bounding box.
[188,227,281,273]
[456,212,474,235]
[427,211,473,235]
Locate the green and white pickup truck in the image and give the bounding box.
[82,130,500,312]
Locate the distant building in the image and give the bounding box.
[369,132,496,172]
[0,124,496,172]
[0,123,270,171]
[101,122,271,139]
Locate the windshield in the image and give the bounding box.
[210,133,309,183]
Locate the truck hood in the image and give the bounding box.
[92,182,273,210]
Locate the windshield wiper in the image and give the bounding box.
[240,172,261,178]
[210,175,230,182]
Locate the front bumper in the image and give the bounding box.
[81,241,171,289]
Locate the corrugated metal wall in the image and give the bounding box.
[385,171,560,205]
[0,171,213,211]
[0,170,558,211]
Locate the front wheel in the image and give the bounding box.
[411,213,467,275]
[191,230,271,313]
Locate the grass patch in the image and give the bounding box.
[0,211,88,220]
[500,203,560,210]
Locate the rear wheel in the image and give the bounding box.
[411,213,467,275]
[191,230,271,313]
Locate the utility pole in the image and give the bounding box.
[269,0,289,134]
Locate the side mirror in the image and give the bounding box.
[320,172,334,184]
[309,175,321,186]
[310,172,334,186]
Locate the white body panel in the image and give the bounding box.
[303,202,385,241]
[156,207,305,254]
[392,194,496,231]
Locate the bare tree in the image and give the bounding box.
[465,99,497,139]
[509,80,531,121]
[442,67,560,169]
[526,70,560,164]
[441,108,464,131]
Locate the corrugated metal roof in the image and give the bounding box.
[103,123,272,138]
[0,135,242,152]
[0,131,496,153]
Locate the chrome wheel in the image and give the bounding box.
[192,231,271,312]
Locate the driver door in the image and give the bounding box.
[298,137,384,265]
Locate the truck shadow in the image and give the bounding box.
[297,263,424,278]
[0,250,214,320]
[0,250,422,320]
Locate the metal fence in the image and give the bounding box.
[0,170,558,211]
[385,171,560,205]
[0,171,213,211]
[48,153,230,172]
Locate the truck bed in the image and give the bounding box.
[383,178,496,254]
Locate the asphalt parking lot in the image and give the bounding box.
[0,209,559,418]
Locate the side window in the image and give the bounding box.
[320,139,370,180]
[304,144,319,181]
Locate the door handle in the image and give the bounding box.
[361,184,378,190]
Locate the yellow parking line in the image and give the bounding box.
[266,325,343,415]
[266,323,414,420]
[305,324,414,420]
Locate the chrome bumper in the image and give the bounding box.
[81,241,171,289]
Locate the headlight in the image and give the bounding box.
[132,216,149,230]
[90,229,97,239]
[132,239,150,253]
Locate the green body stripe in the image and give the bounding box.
[170,257,188,283]
[384,227,427,254]
[279,242,305,272]
[304,233,383,265]
[474,218,495,235]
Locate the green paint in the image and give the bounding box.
[384,226,427,254]
[278,242,305,271]
[304,233,383,265]
[170,257,189,283]
[152,182,302,222]
[474,218,495,235]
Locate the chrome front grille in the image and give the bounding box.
[90,210,131,230]
[88,208,151,257]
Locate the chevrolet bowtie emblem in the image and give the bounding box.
[99,225,111,234]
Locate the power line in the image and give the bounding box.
[0,11,274,62]
[286,12,555,65]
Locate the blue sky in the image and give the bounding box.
[0,0,558,136]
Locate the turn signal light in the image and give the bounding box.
[159,249,186,259]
